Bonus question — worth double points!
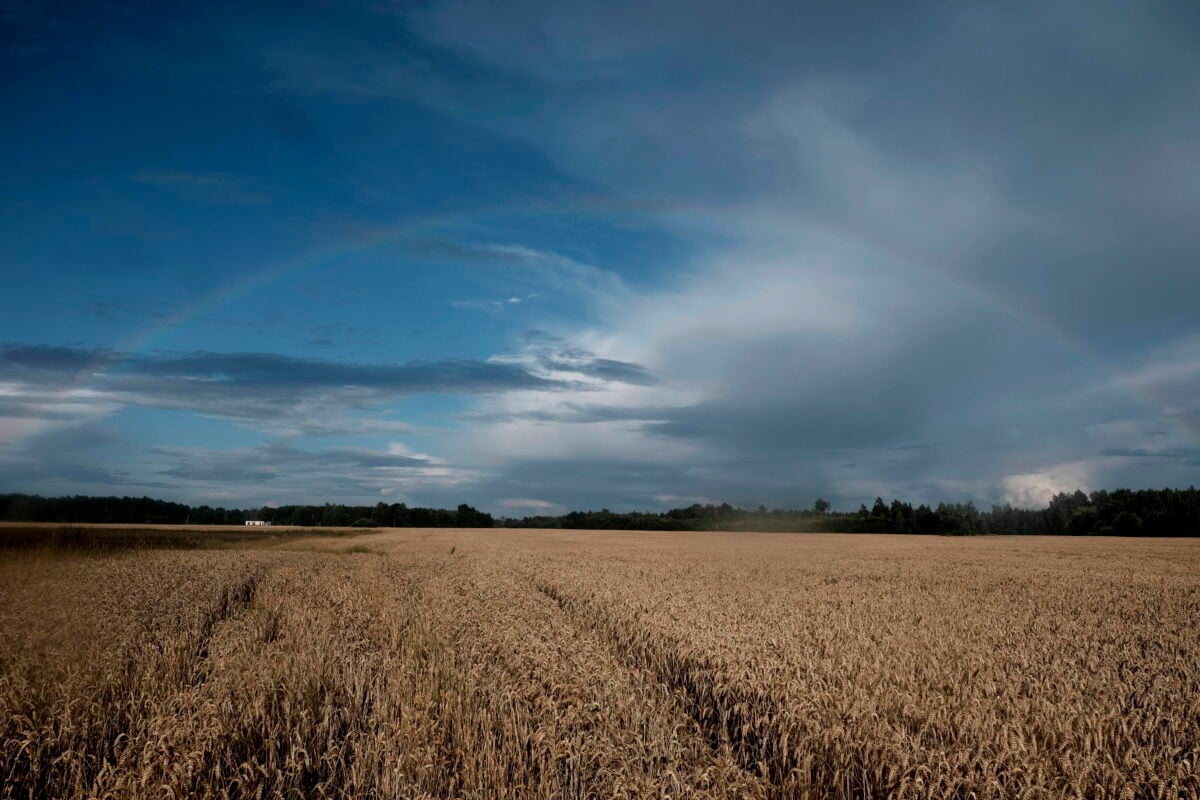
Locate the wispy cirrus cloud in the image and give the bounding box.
[408,239,630,303]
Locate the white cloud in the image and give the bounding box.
[497,497,565,512]
[449,227,950,483]
[480,244,630,302]
[0,383,122,451]
[1002,463,1092,508]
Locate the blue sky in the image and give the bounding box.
[2,0,1199,513]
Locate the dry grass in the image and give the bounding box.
[1,528,1196,798]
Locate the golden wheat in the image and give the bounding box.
[1,528,1196,798]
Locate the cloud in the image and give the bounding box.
[996,415,1200,508]
[0,341,659,454]
[437,227,1200,510]
[1,344,111,373]
[0,343,577,428]
[399,1,1200,339]
[141,441,474,505]
[153,442,431,483]
[1,461,172,489]
[410,239,630,305]
[0,419,174,493]
[443,231,1080,507]
[1100,448,1200,466]
[1091,335,1200,416]
[451,294,530,313]
[491,330,659,387]
[387,1,1199,510]
[497,497,565,513]
[8,1,1200,511]
[1002,464,1093,509]
[0,342,655,395]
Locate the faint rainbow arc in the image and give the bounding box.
[8,226,415,446]
[777,216,1200,446]
[18,213,1196,451]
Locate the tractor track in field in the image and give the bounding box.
[535,579,834,799]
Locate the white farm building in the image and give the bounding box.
[245,520,271,526]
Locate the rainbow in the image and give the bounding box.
[111,225,412,363]
[9,216,1196,452]
[772,217,1200,446]
[5,224,415,445]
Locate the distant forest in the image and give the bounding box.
[1,487,1198,535]
[504,488,1200,536]
[0,494,494,528]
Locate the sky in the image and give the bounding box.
[2,0,1199,514]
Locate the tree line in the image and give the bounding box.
[500,487,1200,536]
[2,487,1197,535]
[0,495,494,528]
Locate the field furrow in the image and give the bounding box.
[398,544,771,799]
[2,529,1198,799]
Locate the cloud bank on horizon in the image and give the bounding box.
[2,0,1198,512]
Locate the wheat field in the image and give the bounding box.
[1,528,1196,799]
